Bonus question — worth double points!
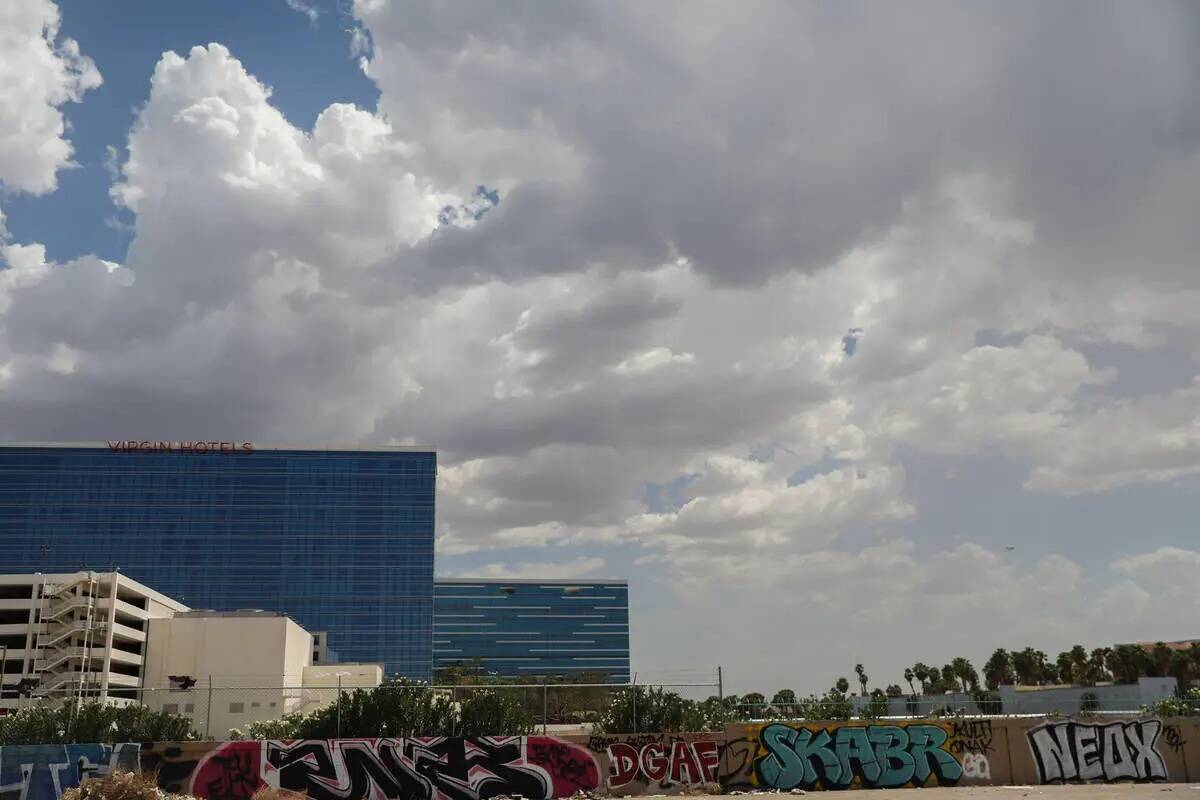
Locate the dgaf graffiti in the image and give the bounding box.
[749,722,964,790]
[0,744,139,800]
[587,735,720,792]
[1026,720,1168,783]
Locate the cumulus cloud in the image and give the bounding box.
[0,1,1198,690]
[0,0,100,195]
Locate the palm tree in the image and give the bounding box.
[1108,644,1148,684]
[913,663,931,693]
[950,657,978,692]
[1086,648,1112,685]
[854,663,869,696]
[1055,651,1075,685]
[904,667,916,695]
[983,649,1015,690]
[835,676,850,695]
[1012,647,1042,686]
[1150,643,1174,677]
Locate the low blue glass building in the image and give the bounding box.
[0,443,435,679]
[433,579,630,682]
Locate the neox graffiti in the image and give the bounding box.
[1026,720,1168,783]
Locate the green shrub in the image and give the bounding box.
[592,686,707,734]
[0,701,196,745]
[1146,688,1200,717]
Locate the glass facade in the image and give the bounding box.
[433,579,630,682]
[0,444,435,679]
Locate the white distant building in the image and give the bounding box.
[143,610,382,736]
[0,571,187,710]
[0,571,381,735]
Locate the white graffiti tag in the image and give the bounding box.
[962,753,991,780]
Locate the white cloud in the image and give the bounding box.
[449,556,607,581]
[0,4,1199,689]
[284,0,319,25]
[0,0,100,195]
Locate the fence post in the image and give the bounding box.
[717,666,723,704]
[336,676,343,738]
[205,677,212,739]
[632,677,637,733]
[542,683,548,734]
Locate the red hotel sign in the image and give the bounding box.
[107,440,255,454]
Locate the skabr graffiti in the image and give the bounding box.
[751,723,963,790]
[1026,720,1168,783]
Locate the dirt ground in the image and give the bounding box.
[698,788,1200,800]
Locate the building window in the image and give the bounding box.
[163,703,179,714]
[229,702,244,714]
[251,702,260,709]
[184,704,194,713]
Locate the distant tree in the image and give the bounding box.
[854,664,868,696]
[940,663,957,692]
[1055,651,1075,685]
[1108,644,1150,684]
[1169,650,1196,689]
[950,657,979,692]
[885,684,904,699]
[1085,648,1112,685]
[1043,663,1060,685]
[772,689,798,717]
[904,668,916,695]
[924,666,944,693]
[912,663,931,693]
[983,649,1016,690]
[1012,647,1046,686]
[835,676,850,695]
[741,691,767,717]
[1150,643,1174,678]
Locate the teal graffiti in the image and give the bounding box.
[755,724,963,790]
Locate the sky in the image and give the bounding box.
[1,0,1199,695]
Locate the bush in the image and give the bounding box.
[62,770,193,800]
[1146,688,1200,717]
[859,692,889,720]
[797,690,853,722]
[0,701,196,745]
[972,690,1003,715]
[457,689,537,736]
[592,686,707,734]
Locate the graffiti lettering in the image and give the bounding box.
[949,720,994,755]
[1027,721,1167,783]
[0,744,140,800]
[961,753,991,781]
[1163,725,1186,754]
[606,741,719,789]
[755,724,963,790]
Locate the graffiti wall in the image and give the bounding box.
[723,719,1010,790]
[2,718,1199,800]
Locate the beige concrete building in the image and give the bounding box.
[0,571,187,710]
[143,610,383,736]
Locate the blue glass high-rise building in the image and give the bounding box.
[0,443,435,679]
[433,579,630,682]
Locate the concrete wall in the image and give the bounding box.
[2,717,1198,800]
[143,614,312,734]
